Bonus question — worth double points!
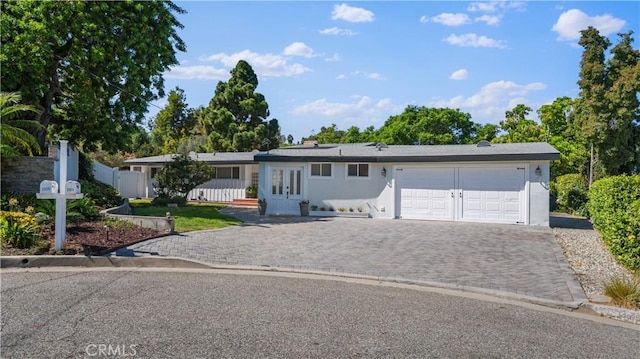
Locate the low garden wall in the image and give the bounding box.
[1,157,55,194]
[102,199,175,233]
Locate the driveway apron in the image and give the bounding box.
[122,208,586,305]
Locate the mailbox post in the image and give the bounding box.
[36,140,83,251]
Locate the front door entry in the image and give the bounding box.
[269,167,303,214]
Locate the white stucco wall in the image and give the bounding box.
[258,160,552,225]
[528,161,551,226]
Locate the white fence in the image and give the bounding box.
[118,171,143,199]
[188,179,245,202]
[92,161,142,198]
[93,161,117,187]
[92,160,245,202]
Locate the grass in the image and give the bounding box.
[603,275,640,309]
[129,199,242,232]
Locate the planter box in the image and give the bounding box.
[309,211,370,218]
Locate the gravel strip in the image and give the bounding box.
[551,214,639,324]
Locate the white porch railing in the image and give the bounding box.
[188,179,246,202]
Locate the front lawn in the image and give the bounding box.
[129,199,242,232]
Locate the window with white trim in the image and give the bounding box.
[310,163,332,177]
[347,163,369,177]
[213,167,240,179]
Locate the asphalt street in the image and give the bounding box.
[1,269,638,359]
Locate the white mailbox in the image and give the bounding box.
[39,180,59,194]
[65,180,81,195]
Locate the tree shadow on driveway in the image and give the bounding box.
[549,213,593,230]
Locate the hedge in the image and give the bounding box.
[587,175,640,271]
[554,173,588,215]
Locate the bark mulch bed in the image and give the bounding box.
[1,220,165,256]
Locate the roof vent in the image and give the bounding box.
[375,142,388,151]
[476,140,492,147]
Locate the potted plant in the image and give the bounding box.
[245,186,258,198]
[299,199,309,216]
[258,198,267,215]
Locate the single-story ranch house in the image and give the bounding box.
[123,141,559,226]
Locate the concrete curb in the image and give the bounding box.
[1,255,585,310]
[0,255,212,269]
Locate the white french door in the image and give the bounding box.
[268,167,303,214]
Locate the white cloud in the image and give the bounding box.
[423,13,471,26]
[291,96,399,125]
[164,65,228,80]
[201,50,310,77]
[319,27,357,36]
[467,1,526,13]
[449,69,469,80]
[444,33,507,48]
[419,15,428,24]
[325,53,341,62]
[552,9,626,41]
[283,42,317,58]
[430,80,546,121]
[475,15,500,25]
[338,70,386,80]
[332,3,375,23]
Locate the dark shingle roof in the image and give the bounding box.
[123,142,560,165]
[255,142,560,162]
[123,151,258,166]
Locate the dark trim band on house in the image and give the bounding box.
[254,153,560,162]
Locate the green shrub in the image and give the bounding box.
[151,195,187,207]
[0,212,41,248]
[603,276,640,309]
[68,197,100,220]
[554,173,588,215]
[1,193,37,212]
[80,180,122,208]
[587,175,640,271]
[35,197,99,223]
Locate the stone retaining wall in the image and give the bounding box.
[101,199,175,233]
[1,157,55,194]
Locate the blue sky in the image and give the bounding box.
[150,1,640,142]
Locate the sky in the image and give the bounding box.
[148,1,640,143]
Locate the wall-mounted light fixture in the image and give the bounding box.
[381,167,387,177]
[535,166,542,178]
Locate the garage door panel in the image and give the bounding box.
[398,168,454,221]
[460,168,525,224]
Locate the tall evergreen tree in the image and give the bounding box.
[202,60,280,152]
[574,27,640,179]
[150,87,194,154]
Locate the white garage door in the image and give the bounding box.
[396,166,526,225]
[397,168,454,220]
[459,167,525,224]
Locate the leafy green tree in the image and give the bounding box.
[203,60,280,151]
[0,92,44,158]
[153,154,214,200]
[0,0,186,152]
[474,123,499,142]
[377,106,476,145]
[149,87,195,154]
[314,124,345,144]
[538,97,589,179]
[494,104,544,143]
[573,27,640,179]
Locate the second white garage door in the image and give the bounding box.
[397,166,526,225]
[459,167,525,224]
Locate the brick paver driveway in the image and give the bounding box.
[121,209,586,306]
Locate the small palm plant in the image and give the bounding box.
[0,92,44,158]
